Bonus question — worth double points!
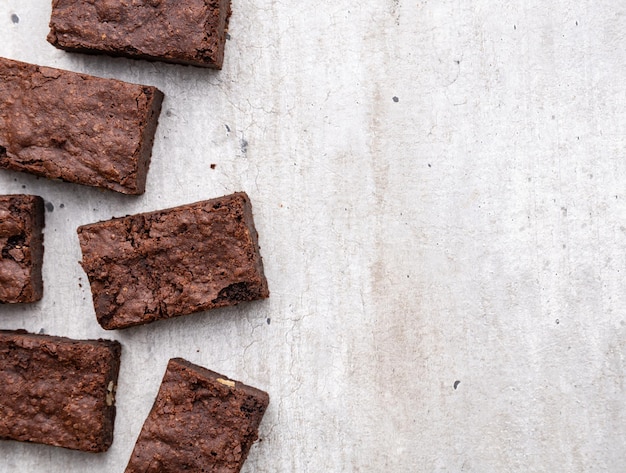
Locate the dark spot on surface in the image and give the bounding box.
[513,24,516,30]
[45,201,54,212]
[240,138,248,155]
[210,163,216,169]
[428,163,431,168]
[60,203,65,209]
[266,318,271,325]
[556,319,560,325]
[38,328,45,334]
[561,207,567,217]
[392,96,399,103]
[576,21,578,26]
[225,33,231,40]
[165,109,173,117]
[11,14,19,24]
[453,380,460,390]
[224,124,231,132]
[21,185,26,189]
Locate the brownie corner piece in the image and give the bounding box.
[77,192,269,330]
[0,330,122,452]
[0,57,163,194]
[0,194,44,303]
[48,0,232,69]
[125,358,269,473]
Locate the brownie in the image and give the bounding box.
[0,330,122,452]
[0,195,44,303]
[0,56,163,194]
[125,358,269,473]
[48,0,232,69]
[77,192,269,330]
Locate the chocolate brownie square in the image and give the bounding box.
[48,0,232,69]
[77,192,269,330]
[0,57,163,194]
[125,358,269,473]
[0,194,44,303]
[0,330,122,452]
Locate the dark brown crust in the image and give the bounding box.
[0,330,121,452]
[0,195,44,303]
[125,358,269,473]
[77,192,269,330]
[0,56,163,194]
[48,0,232,69]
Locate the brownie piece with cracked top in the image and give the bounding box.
[0,57,163,194]
[125,358,269,473]
[48,0,232,69]
[0,194,44,303]
[0,330,121,452]
[77,192,269,330]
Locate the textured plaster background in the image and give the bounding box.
[1,0,626,471]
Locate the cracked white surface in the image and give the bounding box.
[1,0,626,472]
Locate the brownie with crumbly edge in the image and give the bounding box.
[0,195,44,303]
[125,358,269,473]
[0,330,121,452]
[77,192,269,330]
[0,56,163,194]
[48,0,232,69]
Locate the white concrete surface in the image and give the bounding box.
[1,0,625,471]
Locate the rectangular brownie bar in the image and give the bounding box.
[0,194,44,303]
[0,330,122,452]
[77,192,269,330]
[125,358,269,473]
[48,0,231,69]
[0,56,163,194]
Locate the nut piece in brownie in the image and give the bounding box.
[48,0,232,69]
[0,195,44,303]
[0,330,121,452]
[77,192,269,330]
[125,358,269,473]
[0,56,163,194]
